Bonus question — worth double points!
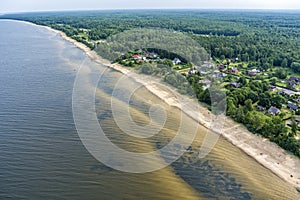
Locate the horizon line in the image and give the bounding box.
[2,8,300,14]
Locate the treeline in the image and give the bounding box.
[2,10,299,73]
[180,28,240,36]
[195,32,299,72]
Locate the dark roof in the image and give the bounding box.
[268,106,280,115]
[288,103,298,111]
[289,77,300,82]
[287,81,297,86]
[280,89,294,96]
[218,64,226,69]
[149,52,157,57]
[257,106,266,111]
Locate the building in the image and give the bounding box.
[294,96,300,103]
[279,89,294,97]
[268,106,281,115]
[173,58,181,65]
[202,61,214,68]
[287,103,299,111]
[132,54,142,60]
[213,71,226,79]
[218,64,226,71]
[228,67,239,74]
[231,58,239,63]
[230,82,242,88]
[148,52,158,58]
[257,106,266,111]
[287,81,297,89]
[199,71,211,76]
[199,79,212,89]
[188,69,198,75]
[289,76,300,83]
[248,69,260,76]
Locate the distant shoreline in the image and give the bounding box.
[7,19,300,190]
[1,9,300,15]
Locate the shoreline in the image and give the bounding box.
[9,20,300,190]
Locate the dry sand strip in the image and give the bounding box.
[13,20,300,190]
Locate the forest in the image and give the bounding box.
[2,10,299,73]
[1,10,299,157]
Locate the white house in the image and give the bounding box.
[173,58,181,65]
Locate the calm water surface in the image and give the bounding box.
[0,20,299,200]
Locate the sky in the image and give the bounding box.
[1,0,300,13]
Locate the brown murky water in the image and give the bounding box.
[91,68,299,199]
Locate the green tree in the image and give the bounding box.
[291,121,298,137]
[291,62,300,73]
[271,95,285,109]
[281,58,288,68]
[238,77,247,85]
[275,70,287,79]
[270,77,277,85]
[227,99,236,116]
[245,99,254,112]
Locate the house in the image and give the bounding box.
[231,58,239,63]
[132,54,142,60]
[218,64,226,71]
[173,58,181,65]
[268,106,281,115]
[279,89,294,97]
[149,52,158,58]
[228,67,239,74]
[287,103,299,111]
[294,96,300,103]
[248,69,260,76]
[257,106,266,111]
[188,69,198,75]
[213,70,224,79]
[289,76,300,83]
[199,71,211,76]
[199,79,212,89]
[202,61,214,68]
[287,81,297,89]
[213,73,225,79]
[230,82,242,88]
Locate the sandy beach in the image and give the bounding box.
[15,20,300,190]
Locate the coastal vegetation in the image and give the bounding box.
[2,10,300,157]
